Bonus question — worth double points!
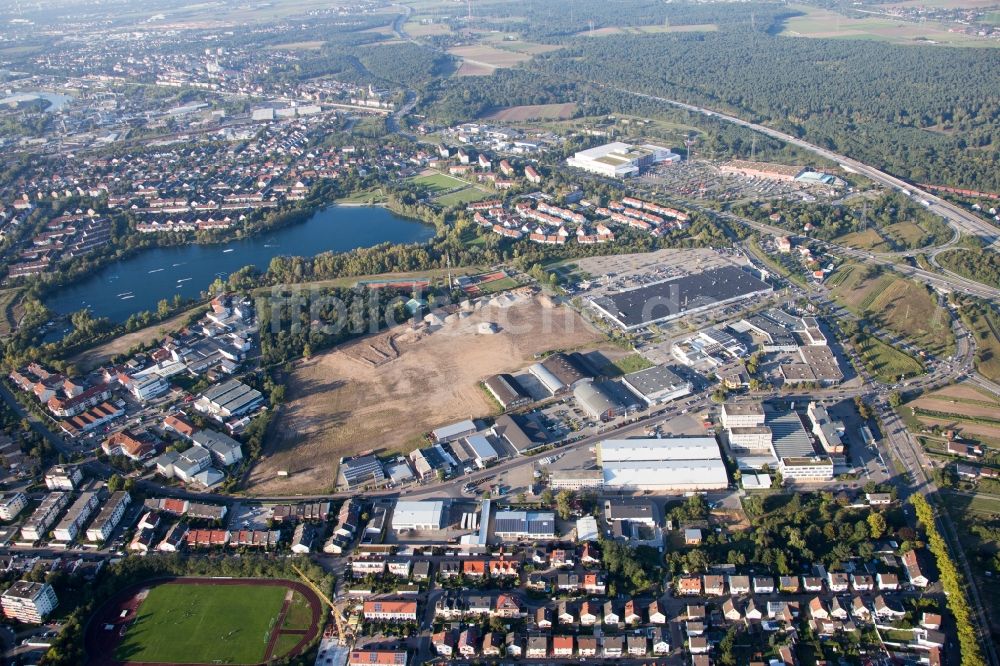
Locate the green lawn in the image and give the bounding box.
[281,591,314,631]
[476,276,520,294]
[408,172,466,194]
[335,188,387,204]
[435,187,491,207]
[856,335,923,384]
[117,582,289,664]
[610,353,655,376]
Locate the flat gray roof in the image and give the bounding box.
[593,266,771,329]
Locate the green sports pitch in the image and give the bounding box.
[116,582,288,664]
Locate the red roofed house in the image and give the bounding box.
[363,599,418,622]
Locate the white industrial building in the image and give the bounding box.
[566,142,680,178]
[494,510,556,539]
[392,500,445,531]
[779,456,834,481]
[432,420,477,444]
[598,437,729,491]
[464,434,498,468]
[728,426,773,452]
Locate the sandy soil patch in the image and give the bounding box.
[913,397,1000,420]
[248,294,611,494]
[922,383,997,403]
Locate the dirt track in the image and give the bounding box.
[247,294,612,494]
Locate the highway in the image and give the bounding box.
[617,87,1000,249]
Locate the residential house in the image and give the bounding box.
[802,576,824,593]
[873,595,905,621]
[363,599,417,622]
[729,575,752,595]
[808,597,828,620]
[903,550,929,587]
[648,600,667,624]
[851,574,874,591]
[829,596,849,620]
[678,575,702,596]
[432,629,457,656]
[877,572,900,591]
[505,633,523,658]
[624,599,641,625]
[689,636,710,654]
[627,635,648,656]
[779,576,800,594]
[579,601,598,626]
[583,572,607,595]
[467,595,492,616]
[753,576,775,594]
[723,598,742,621]
[577,636,598,657]
[828,573,849,592]
[494,594,521,618]
[483,632,503,656]
[534,607,553,630]
[603,601,620,625]
[557,601,575,626]
[704,575,726,596]
[526,635,548,659]
[922,612,942,630]
[745,599,763,621]
[458,628,479,658]
[851,597,871,621]
[603,636,624,658]
[652,627,670,654]
[553,635,574,657]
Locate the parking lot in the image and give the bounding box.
[639,159,841,203]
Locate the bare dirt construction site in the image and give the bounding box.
[247,294,612,494]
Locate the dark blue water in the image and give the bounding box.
[43,206,435,323]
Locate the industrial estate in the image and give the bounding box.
[0,1,998,666]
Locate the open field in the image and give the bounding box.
[579,23,718,37]
[266,40,325,51]
[435,187,491,207]
[116,582,286,664]
[404,21,451,36]
[960,303,1000,382]
[69,304,205,371]
[448,45,532,68]
[0,288,23,337]
[335,188,387,205]
[856,334,923,384]
[483,103,577,122]
[454,60,495,77]
[837,228,890,252]
[249,294,614,493]
[781,4,1000,46]
[829,264,954,356]
[408,171,467,194]
[907,383,1000,446]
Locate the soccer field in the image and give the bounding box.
[116,582,287,664]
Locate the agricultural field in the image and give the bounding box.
[578,23,718,36]
[454,60,496,77]
[906,383,1000,448]
[447,44,533,69]
[829,264,954,357]
[266,40,325,51]
[483,103,577,122]
[780,4,1000,47]
[115,582,291,664]
[249,294,616,494]
[404,20,451,37]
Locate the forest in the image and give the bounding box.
[529,25,1000,191]
[937,245,1000,289]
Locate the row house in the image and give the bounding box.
[363,599,417,622]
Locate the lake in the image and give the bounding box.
[43,206,435,323]
[0,91,74,112]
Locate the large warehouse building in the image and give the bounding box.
[590,266,772,331]
[566,142,680,178]
[598,437,729,491]
[392,500,445,531]
[621,365,692,405]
